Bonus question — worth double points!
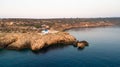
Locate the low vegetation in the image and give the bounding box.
[0,18,119,32]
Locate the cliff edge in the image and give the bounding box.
[0,32,77,51]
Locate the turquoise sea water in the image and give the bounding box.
[0,26,120,67]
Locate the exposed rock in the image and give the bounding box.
[77,43,85,48]
[76,40,89,48]
[0,34,17,48]
[0,32,76,51]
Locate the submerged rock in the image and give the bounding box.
[0,32,76,51]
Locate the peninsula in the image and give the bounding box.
[0,18,119,51]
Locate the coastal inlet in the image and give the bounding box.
[0,32,88,51]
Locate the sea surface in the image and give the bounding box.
[0,26,120,67]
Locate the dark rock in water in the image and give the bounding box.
[76,40,89,48]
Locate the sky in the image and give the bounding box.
[0,0,120,18]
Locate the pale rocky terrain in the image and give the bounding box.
[0,32,78,51]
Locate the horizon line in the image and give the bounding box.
[0,17,120,19]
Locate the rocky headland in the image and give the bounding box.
[0,32,87,51]
[0,18,119,51]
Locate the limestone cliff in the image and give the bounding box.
[0,32,76,51]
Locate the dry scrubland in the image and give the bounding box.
[0,18,119,32]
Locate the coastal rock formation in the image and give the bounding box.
[0,32,76,51]
[76,40,89,48]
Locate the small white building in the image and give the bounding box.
[42,29,49,34]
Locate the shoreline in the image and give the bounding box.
[0,32,75,51]
[0,18,118,51]
[62,25,114,31]
[0,31,89,51]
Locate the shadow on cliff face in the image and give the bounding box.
[32,44,70,54]
[0,44,70,54]
[32,43,89,54]
[0,44,89,54]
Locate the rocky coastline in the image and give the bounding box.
[0,18,118,51]
[0,32,88,51]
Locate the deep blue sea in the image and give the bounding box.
[0,26,120,67]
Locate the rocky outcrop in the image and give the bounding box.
[0,32,76,51]
[76,40,89,48]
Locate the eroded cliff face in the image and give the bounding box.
[0,32,76,51]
